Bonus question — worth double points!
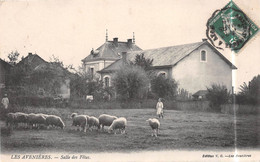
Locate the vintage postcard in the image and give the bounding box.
[0,0,259,162]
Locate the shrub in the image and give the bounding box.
[236,75,260,105]
[130,53,153,71]
[113,65,149,101]
[206,84,230,111]
[150,75,178,99]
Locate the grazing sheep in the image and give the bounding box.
[71,113,88,132]
[37,113,49,118]
[27,113,36,128]
[27,113,46,129]
[146,118,160,137]
[98,114,118,131]
[87,116,100,131]
[5,113,16,128]
[108,117,127,134]
[14,112,28,128]
[45,115,65,129]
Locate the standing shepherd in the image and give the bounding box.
[156,98,164,118]
[1,94,10,119]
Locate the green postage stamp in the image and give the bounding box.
[206,1,259,52]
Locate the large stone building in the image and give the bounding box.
[98,39,237,95]
[81,32,142,79]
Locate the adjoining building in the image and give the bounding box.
[15,53,72,99]
[98,39,237,96]
[81,31,142,79]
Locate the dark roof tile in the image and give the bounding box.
[82,41,142,62]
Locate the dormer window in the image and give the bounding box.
[157,71,167,78]
[200,50,207,62]
[91,48,99,57]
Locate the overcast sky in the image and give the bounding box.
[0,0,259,92]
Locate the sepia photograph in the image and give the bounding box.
[0,0,259,161]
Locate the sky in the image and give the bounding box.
[0,0,259,92]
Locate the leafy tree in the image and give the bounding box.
[206,84,230,111]
[49,54,75,72]
[70,74,88,98]
[70,63,106,100]
[113,65,149,100]
[151,75,178,99]
[6,62,33,88]
[236,75,260,105]
[239,82,249,95]
[130,53,153,71]
[28,65,63,96]
[6,54,75,98]
[7,50,20,65]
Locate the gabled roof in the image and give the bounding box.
[0,58,12,69]
[16,53,74,78]
[99,40,237,73]
[82,40,142,62]
[98,59,122,73]
[34,62,74,78]
[128,41,205,67]
[192,90,208,97]
[127,41,237,69]
[17,53,48,69]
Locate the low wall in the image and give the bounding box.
[172,101,210,111]
[221,104,259,114]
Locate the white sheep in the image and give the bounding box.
[14,112,28,128]
[98,114,118,131]
[87,116,99,131]
[108,117,127,134]
[5,113,16,128]
[45,115,65,129]
[146,118,160,137]
[71,113,88,132]
[27,113,36,128]
[27,113,46,129]
[37,113,49,118]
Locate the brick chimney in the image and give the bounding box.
[127,39,132,48]
[113,37,118,47]
[28,52,33,56]
[202,38,208,42]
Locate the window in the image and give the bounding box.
[90,67,94,79]
[104,77,110,87]
[104,75,111,87]
[200,50,207,62]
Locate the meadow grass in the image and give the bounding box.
[1,107,259,153]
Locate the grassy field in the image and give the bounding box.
[1,107,259,153]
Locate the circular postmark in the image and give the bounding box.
[206,1,259,53]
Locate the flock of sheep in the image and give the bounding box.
[6,112,65,129]
[5,112,161,137]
